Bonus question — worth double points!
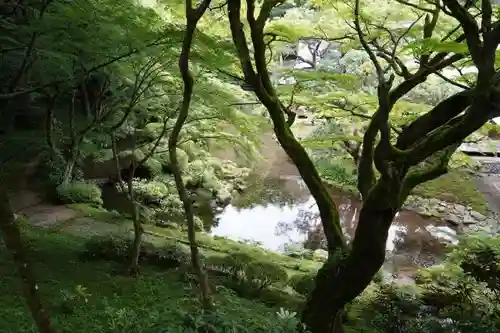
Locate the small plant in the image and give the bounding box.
[274,307,306,333]
[58,285,91,314]
[56,181,103,206]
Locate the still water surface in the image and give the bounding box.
[212,175,458,280]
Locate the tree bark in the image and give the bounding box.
[0,187,57,333]
[168,0,213,309]
[127,176,143,276]
[301,180,399,333]
[61,149,78,184]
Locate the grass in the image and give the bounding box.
[0,226,296,333]
[412,171,489,214]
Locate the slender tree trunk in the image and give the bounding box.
[127,175,143,276]
[61,147,79,184]
[0,187,57,333]
[168,5,213,309]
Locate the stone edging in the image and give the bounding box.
[403,196,499,235]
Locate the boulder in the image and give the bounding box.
[462,214,477,225]
[470,210,486,221]
[445,214,461,226]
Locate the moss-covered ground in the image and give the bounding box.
[0,226,294,333]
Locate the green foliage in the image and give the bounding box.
[132,179,170,205]
[156,148,189,171]
[57,181,103,206]
[143,158,163,177]
[246,261,289,290]
[455,235,500,290]
[349,283,422,333]
[0,227,302,333]
[288,272,316,296]
[206,252,288,295]
[414,234,500,332]
[284,243,314,260]
[81,235,191,269]
[37,150,68,187]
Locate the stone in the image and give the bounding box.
[453,204,467,215]
[445,214,461,225]
[470,211,486,221]
[437,205,447,213]
[462,214,477,225]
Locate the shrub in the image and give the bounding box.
[415,234,500,331]
[350,283,422,333]
[81,236,191,269]
[143,158,163,177]
[206,252,254,278]
[245,261,288,290]
[312,249,328,262]
[289,272,316,296]
[81,235,131,262]
[132,180,170,205]
[56,181,103,206]
[153,242,191,268]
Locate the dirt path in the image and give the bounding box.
[12,190,131,237]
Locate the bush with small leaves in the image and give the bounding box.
[351,283,422,333]
[81,235,191,269]
[289,272,316,296]
[155,242,191,267]
[245,261,288,291]
[206,252,254,279]
[414,234,500,331]
[56,181,103,206]
[81,235,131,262]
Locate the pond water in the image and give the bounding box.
[212,175,458,280]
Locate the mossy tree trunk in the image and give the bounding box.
[167,0,213,310]
[226,0,500,332]
[0,187,57,333]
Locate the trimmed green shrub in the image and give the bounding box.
[245,261,288,290]
[349,283,422,333]
[56,181,103,206]
[143,158,163,177]
[81,235,190,269]
[153,242,191,268]
[81,235,131,262]
[289,272,316,296]
[206,252,254,278]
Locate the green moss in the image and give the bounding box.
[412,171,488,214]
[0,227,286,333]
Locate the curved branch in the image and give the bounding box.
[442,0,482,65]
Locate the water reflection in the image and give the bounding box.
[212,176,458,276]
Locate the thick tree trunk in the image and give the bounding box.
[302,181,398,333]
[0,187,57,333]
